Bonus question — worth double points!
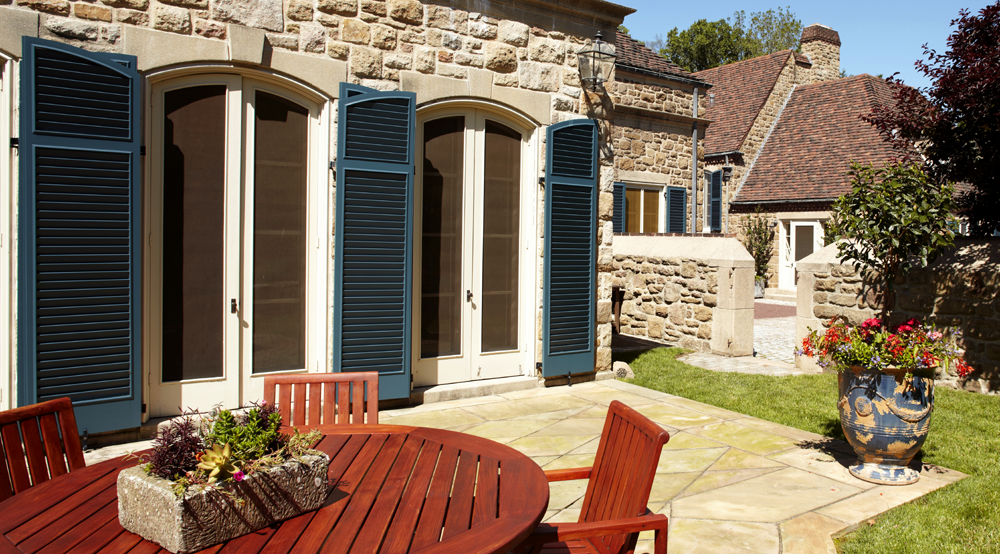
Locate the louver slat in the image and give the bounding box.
[20,38,141,435]
[543,120,597,377]
[667,187,687,233]
[711,170,722,232]
[334,83,415,400]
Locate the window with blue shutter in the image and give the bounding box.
[543,120,597,377]
[333,83,415,400]
[666,187,687,233]
[18,37,142,434]
[612,182,625,233]
[711,170,722,232]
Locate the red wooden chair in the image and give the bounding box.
[0,397,86,501]
[263,372,379,427]
[517,400,670,554]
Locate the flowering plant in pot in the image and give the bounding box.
[800,161,971,485]
[117,402,328,553]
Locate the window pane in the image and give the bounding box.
[481,121,520,353]
[625,188,640,233]
[252,91,309,373]
[643,189,659,232]
[421,117,464,358]
[795,225,814,261]
[161,86,226,382]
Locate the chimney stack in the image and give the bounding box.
[800,24,840,83]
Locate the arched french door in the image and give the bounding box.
[412,107,536,386]
[146,75,328,417]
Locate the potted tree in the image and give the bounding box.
[800,161,972,485]
[739,207,774,298]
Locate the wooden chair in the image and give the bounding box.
[263,372,379,427]
[0,397,86,501]
[516,400,670,554]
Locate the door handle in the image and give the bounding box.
[466,290,473,303]
[231,299,238,314]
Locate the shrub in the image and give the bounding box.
[739,207,774,282]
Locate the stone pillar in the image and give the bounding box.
[711,263,755,356]
[800,24,840,83]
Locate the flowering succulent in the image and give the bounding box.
[798,317,973,378]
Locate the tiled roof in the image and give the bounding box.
[694,50,795,154]
[735,74,899,203]
[614,30,702,83]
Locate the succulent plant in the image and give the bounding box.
[196,443,240,484]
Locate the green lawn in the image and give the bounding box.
[619,347,1000,554]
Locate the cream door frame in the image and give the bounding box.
[0,55,13,410]
[146,75,243,417]
[239,80,329,405]
[412,104,538,387]
[145,74,330,418]
[779,220,824,290]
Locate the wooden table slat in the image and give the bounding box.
[472,457,499,528]
[441,450,479,540]
[0,536,21,554]
[410,445,460,550]
[216,527,274,554]
[88,533,140,554]
[294,434,388,554]
[255,510,316,554]
[348,436,424,554]
[64,517,125,554]
[32,496,118,554]
[9,469,119,545]
[378,441,441,554]
[0,461,123,535]
[117,539,160,554]
[321,434,407,554]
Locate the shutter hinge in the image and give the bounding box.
[141,403,147,413]
[538,177,545,187]
[140,145,146,156]
[9,137,17,149]
[329,161,335,171]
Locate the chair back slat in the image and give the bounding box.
[262,372,379,427]
[0,397,85,499]
[578,401,670,554]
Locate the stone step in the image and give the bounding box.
[764,289,797,303]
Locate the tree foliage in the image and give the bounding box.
[659,7,802,72]
[826,162,957,321]
[863,3,1000,236]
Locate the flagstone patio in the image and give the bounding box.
[83,377,965,554]
[377,379,966,554]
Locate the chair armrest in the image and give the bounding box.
[519,511,668,545]
[543,467,592,482]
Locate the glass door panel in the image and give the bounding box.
[251,91,309,373]
[480,121,520,353]
[420,116,465,358]
[161,85,226,382]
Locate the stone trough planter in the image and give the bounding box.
[118,453,329,553]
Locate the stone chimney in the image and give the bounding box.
[800,24,840,83]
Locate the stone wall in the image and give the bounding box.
[609,78,695,117]
[795,239,1000,394]
[800,24,840,84]
[612,235,754,355]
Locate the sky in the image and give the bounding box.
[620,1,994,90]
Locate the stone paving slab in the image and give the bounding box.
[84,379,966,554]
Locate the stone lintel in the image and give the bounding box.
[124,26,228,72]
[0,7,41,58]
[401,70,550,125]
[614,235,752,269]
[228,24,265,65]
[613,103,712,128]
[266,49,346,99]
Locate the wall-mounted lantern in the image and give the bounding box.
[577,31,616,91]
[722,166,733,182]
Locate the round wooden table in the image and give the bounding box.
[0,424,549,554]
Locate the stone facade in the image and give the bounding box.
[612,235,754,356]
[795,240,1000,395]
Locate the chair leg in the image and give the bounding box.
[654,521,667,554]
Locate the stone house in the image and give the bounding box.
[0,0,714,435]
[694,24,896,297]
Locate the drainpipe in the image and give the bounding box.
[690,87,698,234]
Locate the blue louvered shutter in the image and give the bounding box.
[666,187,687,233]
[17,37,141,434]
[333,83,415,400]
[612,182,625,234]
[543,120,597,377]
[711,170,722,232]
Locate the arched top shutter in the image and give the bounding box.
[18,37,142,434]
[543,119,598,377]
[333,83,416,400]
[613,182,625,234]
[710,170,722,232]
